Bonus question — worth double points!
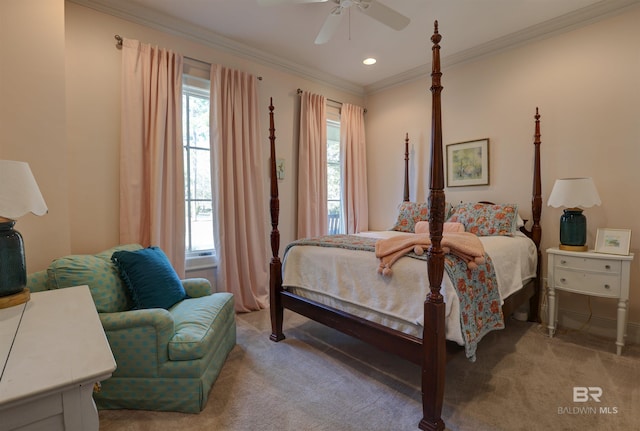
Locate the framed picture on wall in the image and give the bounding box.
[446,138,490,187]
[595,228,632,255]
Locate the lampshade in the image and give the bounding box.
[547,177,600,252]
[547,177,601,209]
[0,160,48,308]
[0,160,48,220]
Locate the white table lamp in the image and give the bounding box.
[547,177,601,251]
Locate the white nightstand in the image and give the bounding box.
[547,247,634,355]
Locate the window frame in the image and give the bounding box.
[326,108,343,235]
[183,77,216,270]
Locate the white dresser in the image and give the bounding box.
[547,248,634,355]
[0,286,116,430]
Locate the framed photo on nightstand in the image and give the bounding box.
[595,228,631,255]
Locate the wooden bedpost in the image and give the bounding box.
[529,107,543,322]
[268,98,285,342]
[404,132,410,202]
[419,21,446,431]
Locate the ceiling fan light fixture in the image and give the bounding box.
[363,57,376,65]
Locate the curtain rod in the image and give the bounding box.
[114,35,262,81]
[296,88,342,106]
[296,88,366,113]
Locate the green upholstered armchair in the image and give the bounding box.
[27,244,236,413]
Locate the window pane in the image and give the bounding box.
[327,139,340,164]
[185,91,210,149]
[188,148,211,200]
[327,162,341,201]
[186,201,214,252]
[183,78,215,254]
[327,119,343,234]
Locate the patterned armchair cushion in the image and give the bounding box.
[47,254,133,313]
[111,246,186,310]
[168,292,234,361]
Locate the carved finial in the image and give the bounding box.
[431,20,441,44]
[535,106,540,121]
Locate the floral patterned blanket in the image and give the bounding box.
[285,234,504,360]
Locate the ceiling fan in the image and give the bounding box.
[257,0,410,45]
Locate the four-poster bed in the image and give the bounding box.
[267,22,542,431]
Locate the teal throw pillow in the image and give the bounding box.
[111,246,186,310]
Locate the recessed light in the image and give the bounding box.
[363,57,377,65]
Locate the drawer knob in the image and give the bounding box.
[605,264,611,270]
[561,260,567,264]
[560,278,567,283]
[604,284,610,289]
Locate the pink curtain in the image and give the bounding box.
[120,39,185,276]
[341,103,368,233]
[297,91,327,238]
[210,65,269,312]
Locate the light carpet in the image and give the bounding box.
[99,309,640,431]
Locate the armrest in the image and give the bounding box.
[182,278,212,298]
[99,309,175,376]
[100,308,174,332]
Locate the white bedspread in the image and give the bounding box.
[282,231,537,345]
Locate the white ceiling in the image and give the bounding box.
[75,0,640,94]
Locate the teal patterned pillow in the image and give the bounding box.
[47,254,132,312]
[391,201,452,233]
[112,247,186,310]
[447,202,519,236]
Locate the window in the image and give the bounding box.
[183,76,215,266]
[327,116,343,234]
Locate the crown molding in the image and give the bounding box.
[70,0,639,97]
[364,0,640,95]
[69,0,365,97]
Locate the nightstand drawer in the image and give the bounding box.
[555,255,621,273]
[554,269,621,297]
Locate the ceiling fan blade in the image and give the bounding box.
[359,0,410,31]
[314,8,344,44]
[257,0,328,6]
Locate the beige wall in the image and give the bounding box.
[365,6,640,328]
[0,0,72,271]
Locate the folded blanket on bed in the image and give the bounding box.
[414,221,465,234]
[375,232,486,276]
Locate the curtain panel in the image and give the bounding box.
[210,65,269,312]
[297,91,327,238]
[120,39,186,276]
[340,103,368,234]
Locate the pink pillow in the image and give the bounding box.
[415,221,465,235]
